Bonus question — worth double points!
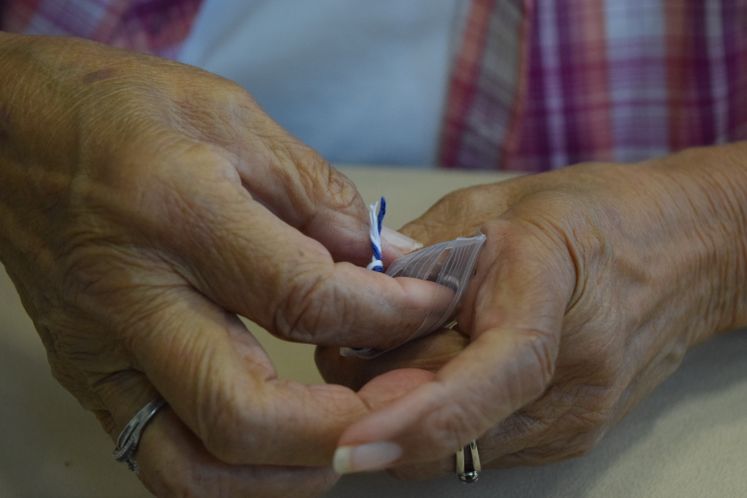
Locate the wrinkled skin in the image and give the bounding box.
[317,153,747,478]
[0,34,450,497]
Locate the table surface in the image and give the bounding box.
[1,166,746,498]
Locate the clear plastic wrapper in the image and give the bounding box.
[342,233,486,358]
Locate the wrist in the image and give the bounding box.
[648,142,747,342]
[0,33,74,169]
[0,34,140,171]
[0,34,78,269]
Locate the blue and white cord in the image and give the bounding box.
[339,197,388,358]
[366,197,387,272]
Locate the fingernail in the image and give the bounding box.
[382,227,422,253]
[333,442,403,474]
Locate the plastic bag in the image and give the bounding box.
[341,233,486,358]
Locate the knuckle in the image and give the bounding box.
[140,145,239,241]
[430,186,473,213]
[201,422,252,465]
[423,401,483,457]
[199,389,264,464]
[573,427,607,455]
[401,216,457,245]
[57,242,141,316]
[58,244,112,299]
[160,141,238,195]
[583,346,624,382]
[319,166,361,213]
[209,77,257,111]
[499,410,550,442]
[201,427,244,465]
[56,242,177,338]
[412,186,489,239]
[139,136,235,190]
[520,328,559,392]
[398,220,430,245]
[555,403,613,457]
[273,265,340,343]
[662,339,688,371]
[290,145,328,185]
[287,147,364,219]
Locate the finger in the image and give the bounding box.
[119,288,371,467]
[381,396,566,480]
[315,328,468,391]
[490,414,607,467]
[228,110,419,261]
[331,220,575,472]
[399,183,518,245]
[357,369,455,481]
[158,166,452,349]
[480,372,620,468]
[316,333,466,481]
[613,338,686,425]
[95,371,336,498]
[383,405,553,480]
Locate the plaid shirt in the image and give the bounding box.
[441,0,747,171]
[1,0,202,58]
[3,0,746,171]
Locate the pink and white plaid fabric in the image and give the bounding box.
[1,0,202,58]
[2,1,745,171]
[440,0,747,171]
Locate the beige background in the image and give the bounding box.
[1,166,746,497]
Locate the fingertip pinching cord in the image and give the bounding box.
[343,195,486,360]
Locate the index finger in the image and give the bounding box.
[157,162,452,350]
[331,220,574,471]
[121,287,372,467]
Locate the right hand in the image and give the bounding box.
[0,34,448,497]
[318,154,747,479]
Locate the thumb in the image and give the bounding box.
[357,369,436,411]
[330,220,575,473]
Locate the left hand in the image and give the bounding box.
[0,34,446,496]
[317,149,747,477]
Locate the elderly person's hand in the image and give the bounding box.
[0,34,450,497]
[318,144,747,477]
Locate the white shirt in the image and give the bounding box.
[178,0,461,166]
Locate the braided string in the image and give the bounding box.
[366,197,387,272]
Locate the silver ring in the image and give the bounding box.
[113,398,167,473]
[455,440,481,483]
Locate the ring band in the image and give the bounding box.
[455,440,481,483]
[113,398,166,473]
